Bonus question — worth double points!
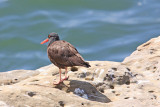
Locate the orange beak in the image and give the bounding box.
[41,38,49,44]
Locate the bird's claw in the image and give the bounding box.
[53,80,63,85]
[53,76,69,85]
[62,76,69,81]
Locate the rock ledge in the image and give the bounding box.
[1,36,160,107]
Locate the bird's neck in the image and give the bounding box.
[48,39,58,47]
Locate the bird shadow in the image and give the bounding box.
[53,80,111,103]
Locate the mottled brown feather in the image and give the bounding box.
[47,40,90,69]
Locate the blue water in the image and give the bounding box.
[0,0,160,72]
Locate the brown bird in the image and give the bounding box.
[41,32,91,84]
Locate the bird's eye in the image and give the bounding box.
[48,35,51,38]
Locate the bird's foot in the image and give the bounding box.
[53,80,63,85]
[62,76,69,81]
[53,76,69,85]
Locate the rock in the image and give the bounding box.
[26,91,36,97]
[1,36,160,106]
[0,101,9,107]
[108,99,146,107]
[70,66,78,71]
[0,70,41,86]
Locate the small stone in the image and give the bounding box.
[27,91,36,97]
[111,68,117,71]
[112,91,116,93]
[110,85,114,89]
[126,67,131,71]
[99,88,104,93]
[153,66,157,69]
[78,73,86,78]
[124,97,130,99]
[71,67,78,71]
[153,95,157,99]
[95,63,99,66]
[85,77,94,81]
[148,90,154,93]
[58,101,64,107]
[133,97,137,99]
[146,67,150,70]
[116,94,120,96]
[14,78,18,81]
[32,80,39,82]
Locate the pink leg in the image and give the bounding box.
[53,68,63,85]
[62,67,69,81]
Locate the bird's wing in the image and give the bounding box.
[48,41,86,67]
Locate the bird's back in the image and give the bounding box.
[47,40,90,68]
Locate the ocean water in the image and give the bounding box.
[0,0,160,72]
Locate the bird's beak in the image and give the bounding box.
[41,38,49,44]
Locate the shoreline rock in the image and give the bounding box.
[0,36,160,107]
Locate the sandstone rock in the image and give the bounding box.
[0,70,41,86]
[1,36,160,106]
[0,101,9,107]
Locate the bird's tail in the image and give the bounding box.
[84,62,91,68]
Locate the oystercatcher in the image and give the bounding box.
[41,32,91,84]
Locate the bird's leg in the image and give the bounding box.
[53,68,63,85]
[62,67,69,81]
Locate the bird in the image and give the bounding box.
[41,32,91,85]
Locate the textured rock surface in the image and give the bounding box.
[1,36,160,107]
[0,70,41,86]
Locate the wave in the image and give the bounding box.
[0,0,7,3]
[1,51,48,60]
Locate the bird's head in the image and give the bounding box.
[41,32,60,44]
